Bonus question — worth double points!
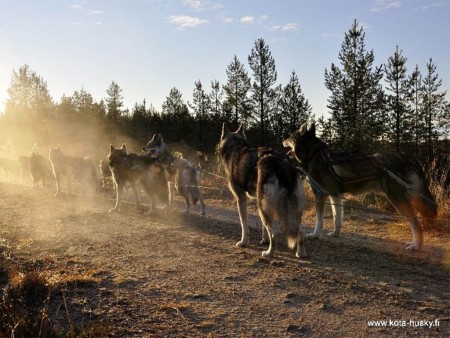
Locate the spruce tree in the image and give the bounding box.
[421,58,447,160]
[209,80,223,120]
[275,70,313,139]
[248,38,277,144]
[384,46,413,153]
[223,55,251,125]
[105,81,124,121]
[324,20,384,152]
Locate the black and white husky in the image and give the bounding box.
[283,123,438,251]
[217,124,307,258]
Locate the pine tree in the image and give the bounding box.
[105,81,124,121]
[421,58,447,160]
[384,46,413,153]
[223,55,251,125]
[161,87,189,118]
[5,64,54,121]
[409,65,423,155]
[189,80,211,148]
[248,38,277,144]
[275,70,313,139]
[209,80,223,120]
[324,20,384,152]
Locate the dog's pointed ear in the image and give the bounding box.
[121,144,127,153]
[110,144,115,153]
[308,123,316,136]
[57,145,61,150]
[299,123,307,134]
[221,123,230,140]
[236,124,245,138]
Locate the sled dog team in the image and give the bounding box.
[25,122,438,258]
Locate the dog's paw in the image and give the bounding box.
[236,240,249,247]
[306,232,321,239]
[261,250,274,258]
[405,242,422,251]
[327,231,340,237]
[296,250,307,259]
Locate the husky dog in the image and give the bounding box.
[29,151,53,188]
[142,134,206,215]
[108,144,168,213]
[49,146,99,196]
[283,123,438,251]
[217,124,306,258]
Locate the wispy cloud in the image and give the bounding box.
[183,0,223,10]
[88,10,104,15]
[271,23,299,31]
[72,21,83,26]
[370,0,402,12]
[416,1,448,11]
[240,16,255,24]
[218,13,233,23]
[71,4,83,10]
[167,15,210,29]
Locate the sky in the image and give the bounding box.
[0,0,449,120]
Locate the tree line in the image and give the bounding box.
[1,20,448,165]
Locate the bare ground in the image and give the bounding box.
[0,181,449,337]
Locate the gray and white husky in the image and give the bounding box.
[108,144,168,214]
[217,123,306,258]
[142,134,206,216]
[49,146,99,196]
[283,123,438,251]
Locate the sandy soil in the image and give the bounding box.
[0,181,449,337]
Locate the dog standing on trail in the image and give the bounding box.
[283,123,438,251]
[217,123,307,258]
[108,144,168,214]
[49,146,99,196]
[142,134,206,216]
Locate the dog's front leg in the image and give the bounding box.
[307,193,328,238]
[235,194,249,247]
[131,184,140,210]
[109,182,124,212]
[54,173,61,196]
[328,195,343,237]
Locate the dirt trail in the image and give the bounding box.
[0,182,449,337]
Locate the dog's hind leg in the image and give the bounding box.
[235,193,249,247]
[308,193,328,238]
[130,184,141,210]
[395,203,423,250]
[54,174,61,196]
[328,195,343,237]
[198,194,206,216]
[259,211,276,257]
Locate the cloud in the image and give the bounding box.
[88,10,104,15]
[258,15,268,23]
[271,23,299,31]
[71,4,83,10]
[72,21,83,26]
[417,1,448,11]
[219,13,233,23]
[167,15,210,29]
[240,16,255,24]
[370,0,401,12]
[183,0,223,10]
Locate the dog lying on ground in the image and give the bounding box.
[142,134,206,215]
[49,146,99,196]
[217,124,306,258]
[108,144,168,213]
[283,123,438,251]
